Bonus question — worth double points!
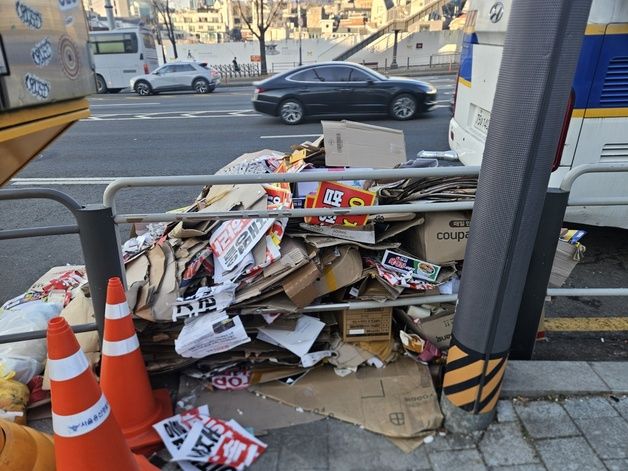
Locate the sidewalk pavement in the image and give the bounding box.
[239,361,628,471]
[246,394,628,471]
[29,360,628,470]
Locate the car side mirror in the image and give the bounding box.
[153,71,160,75]
[366,80,374,85]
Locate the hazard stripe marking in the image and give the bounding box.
[544,317,628,332]
[442,360,484,388]
[480,381,504,413]
[445,385,480,409]
[480,360,507,402]
[446,345,468,363]
[443,336,509,413]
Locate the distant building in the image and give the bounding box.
[319,18,335,36]
[307,6,324,28]
[170,0,238,43]
[83,0,131,18]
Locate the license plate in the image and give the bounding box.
[472,106,491,134]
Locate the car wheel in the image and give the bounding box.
[193,79,210,94]
[96,75,108,94]
[135,81,152,96]
[207,85,216,93]
[279,99,304,125]
[390,94,418,120]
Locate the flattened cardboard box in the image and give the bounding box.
[399,307,454,349]
[239,246,363,313]
[337,307,393,342]
[549,239,580,288]
[322,120,406,168]
[253,358,443,437]
[401,211,471,264]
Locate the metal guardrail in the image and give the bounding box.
[0,189,104,343]
[102,163,628,303]
[103,167,480,223]
[271,61,316,73]
[214,63,261,79]
[1,163,626,346]
[561,162,628,192]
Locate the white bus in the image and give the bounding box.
[89,28,159,93]
[449,0,628,228]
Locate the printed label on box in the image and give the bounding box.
[381,250,441,283]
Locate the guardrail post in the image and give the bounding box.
[73,204,125,338]
[510,188,570,360]
[440,0,591,433]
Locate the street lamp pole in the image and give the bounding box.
[104,0,115,29]
[297,0,303,66]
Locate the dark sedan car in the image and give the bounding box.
[252,62,437,124]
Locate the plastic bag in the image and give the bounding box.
[0,369,30,424]
[0,301,62,383]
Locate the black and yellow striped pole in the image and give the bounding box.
[441,0,592,432]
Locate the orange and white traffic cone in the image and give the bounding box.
[100,277,172,456]
[47,316,157,471]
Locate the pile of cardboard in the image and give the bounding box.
[119,122,476,386]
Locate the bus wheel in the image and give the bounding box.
[96,75,108,94]
[135,81,152,96]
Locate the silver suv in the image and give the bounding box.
[130,61,221,95]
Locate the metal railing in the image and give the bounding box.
[1,162,626,346]
[214,63,261,79]
[271,61,316,73]
[365,56,459,73]
[0,189,124,343]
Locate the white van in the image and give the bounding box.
[89,28,159,93]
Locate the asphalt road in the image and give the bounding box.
[2,76,455,298]
[2,74,626,360]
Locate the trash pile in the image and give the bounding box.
[0,266,89,424]
[120,127,476,391]
[0,121,590,467]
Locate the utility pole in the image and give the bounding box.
[390,29,399,69]
[297,0,303,66]
[104,0,116,30]
[390,0,400,69]
[440,0,592,432]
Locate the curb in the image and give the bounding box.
[501,361,628,397]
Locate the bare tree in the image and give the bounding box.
[237,0,284,75]
[152,0,178,59]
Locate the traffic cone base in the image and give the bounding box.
[126,388,172,455]
[101,277,173,456]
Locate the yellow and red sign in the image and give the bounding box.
[306,181,376,227]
